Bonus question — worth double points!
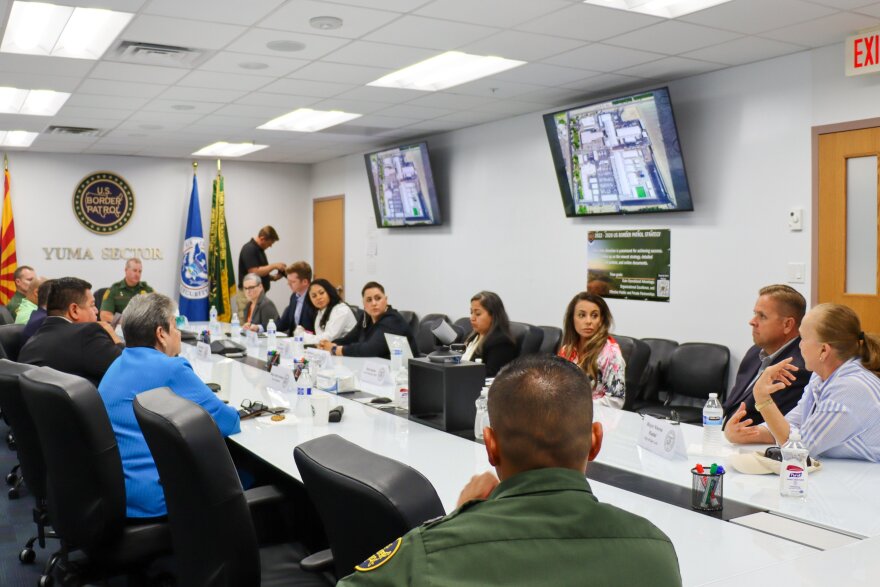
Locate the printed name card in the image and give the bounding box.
[638,416,687,460]
[305,348,331,369]
[269,365,293,393]
[360,362,392,386]
[245,330,259,347]
[195,341,212,360]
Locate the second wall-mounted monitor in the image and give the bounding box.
[543,87,693,217]
[364,142,442,228]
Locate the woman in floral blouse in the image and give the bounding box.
[558,292,627,409]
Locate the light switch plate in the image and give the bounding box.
[787,262,805,284]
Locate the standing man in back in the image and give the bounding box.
[338,355,681,586]
[6,265,35,318]
[100,258,154,324]
[236,225,286,321]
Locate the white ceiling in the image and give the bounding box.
[0,0,878,164]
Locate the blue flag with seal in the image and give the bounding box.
[179,172,209,320]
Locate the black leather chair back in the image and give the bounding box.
[538,326,562,354]
[669,342,730,401]
[613,335,651,411]
[398,310,419,336]
[0,305,13,325]
[641,338,679,402]
[415,313,451,355]
[294,434,445,579]
[510,322,543,357]
[454,317,472,340]
[93,287,108,310]
[0,360,46,499]
[19,367,126,556]
[0,323,25,361]
[350,305,364,326]
[133,387,260,587]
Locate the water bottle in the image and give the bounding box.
[474,386,489,442]
[394,367,409,410]
[292,333,305,360]
[209,305,219,336]
[230,313,241,341]
[266,319,277,352]
[702,393,723,454]
[390,338,403,373]
[780,430,809,497]
[295,370,312,419]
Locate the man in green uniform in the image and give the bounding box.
[338,355,682,586]
[100,258,154,323]
[6,265,35,318]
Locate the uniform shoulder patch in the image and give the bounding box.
[354,537,402,572]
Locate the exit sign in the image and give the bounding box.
[846,27,880,76]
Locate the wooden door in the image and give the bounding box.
[817,127,880,331]
[313,196,345,298]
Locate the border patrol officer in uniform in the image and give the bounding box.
[100,258,154,323]
[338,355,682,586]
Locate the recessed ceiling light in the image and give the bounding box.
[368,51,526,92]
[583,0,734,18]
[171,104,196,111]
[309,16,343,31]
[192,142,268,157]
[258,108,361,133]
[0,130,38,147]
[0,87,70,116]
[239,61,269,70]
[266,40,306,52]
[0,1,134,60]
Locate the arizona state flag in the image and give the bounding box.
[0,157,17,305]
[208,165,236,322]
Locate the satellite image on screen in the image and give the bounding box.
[366,143,440,227]
[546,88,692,217]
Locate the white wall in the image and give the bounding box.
[308,51,818,367]
[6,153,311,311]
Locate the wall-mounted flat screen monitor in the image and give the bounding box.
[543,87,693,217]
[364,142,442,228]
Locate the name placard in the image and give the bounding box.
[360,362,392,386]
[305,348,331,369]
[638,416,687,460]
[195,342,212,360]
[269,365,293,393]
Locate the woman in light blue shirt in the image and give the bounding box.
[726,303,880,461]
[98,293,240,518]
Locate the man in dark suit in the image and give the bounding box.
[723,284,810,428]
[277,260,316,334]
[19,277,124,387]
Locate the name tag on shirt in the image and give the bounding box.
[638,416,687,460]
[196,341,212,360]
[361,362,392,386]
[269,365,293,393]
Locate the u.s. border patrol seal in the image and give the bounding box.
[73,171,135,234]
[354,537,402,572]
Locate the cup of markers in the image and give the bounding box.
[691,463,725,512]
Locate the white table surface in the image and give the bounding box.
[177,339,815,586]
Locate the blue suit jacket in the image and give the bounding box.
[277,291,316,334]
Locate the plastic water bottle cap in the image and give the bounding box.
[709,393,718,398]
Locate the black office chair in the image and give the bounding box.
[294,434,445,580]
[20,367,171,587]
[0,359,56,564]
[510,322,543,357]
[454,317,472,340]
[538,326,562,354]
[414,313,452,355]
[0,323,25,361]
[92,287,108,310]
[0,305,13,325]
[637,342,730,423]
[133,387,330,587]
[398,310,419,336]
[350,305,364,326]
[636,338,679,410]
[612,335,651,412]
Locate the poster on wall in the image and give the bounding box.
[586,229,670,302]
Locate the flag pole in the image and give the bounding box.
[216,158,221,175]
[3,153,7,171]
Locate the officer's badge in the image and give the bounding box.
[354,537,402,572]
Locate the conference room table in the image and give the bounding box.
[180,325,878,585]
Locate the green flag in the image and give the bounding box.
[208,170,236,321]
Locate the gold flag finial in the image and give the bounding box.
[3,153,7,171]
[216,158,221,174]
[192,161,198,173]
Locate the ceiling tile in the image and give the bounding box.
[158,86,250,103]
[413,0,569,28]
[762,11,880,46]
[258,1,401,38]
[0,54,94,77]
[321,0,433,13]
[88,62,188,85]
[395,118,464,133]
[561,72,646,94]
[856,2,880,17]
[57,105,134,121]
[322,41,435,68]
[260,78,355,97]
[0,71,82,92]
[515,4,662,42]
[288,62,392,84]
[543,43,664,72]
[143,0,287,26]
[121,15,246,50]
[618,56,725,80]
[225,29,350,61]
[681,36,806,66]
[235,93,321,109]
[310,98,389,114]
[405,92,497,110]
[446,78,545,99]
[197,51,308,78]
[352,113,423,128]
[333,85,426,104]
[470,99,545,115]
[77,79,167,98]
[363,15,498,50]
[512,87,589,107]
[460,31,586,62]
[177,71,274,91]
[807,0,876,8]
[372,103,454,119]
[681,0,837,34]
[436,110,509,124]
[127,110,204,125]
[493,62,595,85]
[65,94,151,110]
[211,103,290,119]
[0,114,50,132]
[141,99,224,115]
[607,21,742,55]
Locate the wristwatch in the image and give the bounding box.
[331,345,338,356]
[755,398,774,412]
